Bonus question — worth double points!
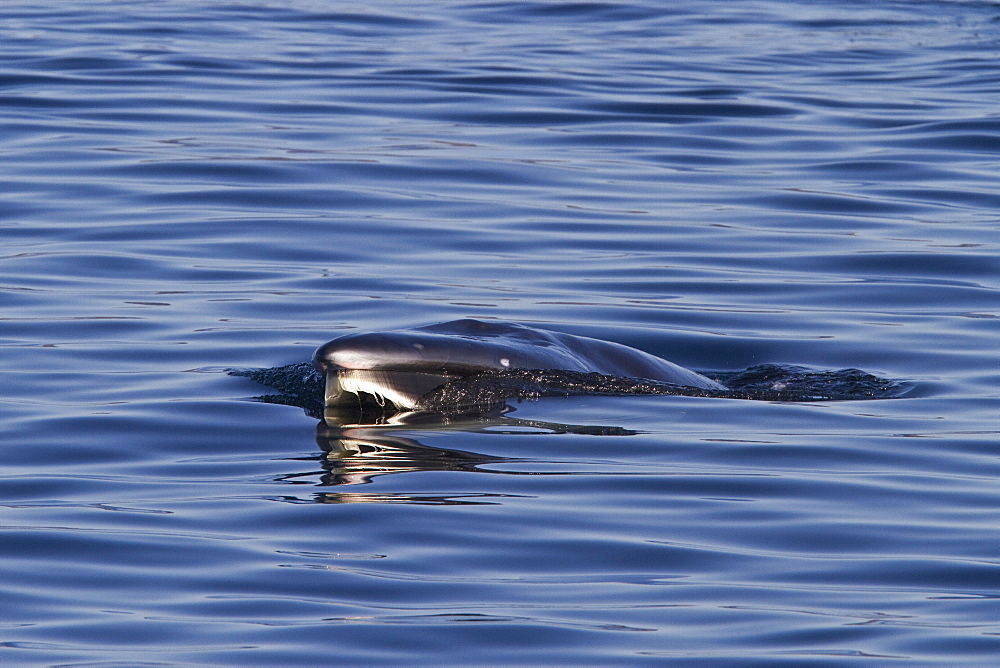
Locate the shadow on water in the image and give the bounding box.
[233,361,909,503]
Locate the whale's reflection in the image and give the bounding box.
[297,406,637,502]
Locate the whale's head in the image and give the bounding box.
[312,325,536,411]
[312,318,724,414]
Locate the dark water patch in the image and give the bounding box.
[809,252,1000,281]
[461,1,664,23]
[802,158,959,181]
[587,99,797,120]
[894,132,1000,154]
[750,188,930,216]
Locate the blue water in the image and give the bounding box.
[2,0,999,664]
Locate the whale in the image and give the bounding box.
[312,319,724,411]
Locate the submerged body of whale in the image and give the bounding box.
[313,319,724,410]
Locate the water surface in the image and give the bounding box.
[2,1,999,664]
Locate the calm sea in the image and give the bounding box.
[2,1,999,664]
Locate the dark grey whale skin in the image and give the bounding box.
[313,319,724,391]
